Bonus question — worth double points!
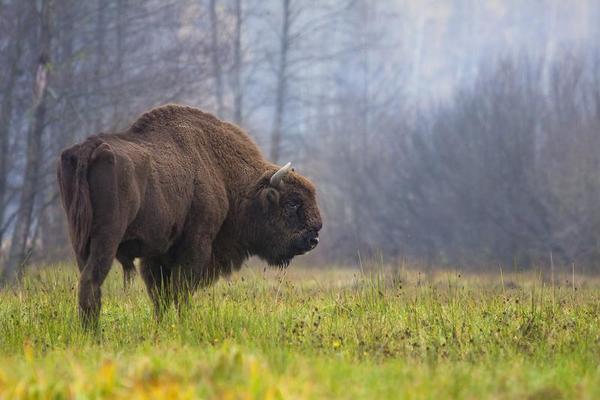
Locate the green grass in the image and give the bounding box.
[1,264,600,399]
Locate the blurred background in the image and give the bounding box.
[1,0,600,282]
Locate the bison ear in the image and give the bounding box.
[259,187,280,213]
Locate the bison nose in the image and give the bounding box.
[306,230,319,250]
[301,230,319,252]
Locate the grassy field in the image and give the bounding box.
[1,263,600,399]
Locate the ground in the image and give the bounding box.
[1,263,599,399]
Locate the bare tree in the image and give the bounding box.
[0,2,29,251]
[92,0,106,132]
[269,0,290,163]
[209,0,225,117]
[231,0,243,125]
[2,0,54,284]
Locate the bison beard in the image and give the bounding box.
[57,105,322,327]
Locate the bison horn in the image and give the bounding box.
[270,162,292,187]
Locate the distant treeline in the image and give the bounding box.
[318,56,600,270]
[1,0,599,282]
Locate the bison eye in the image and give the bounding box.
[285,201,300,212]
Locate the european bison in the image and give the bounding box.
[57,104,322,326]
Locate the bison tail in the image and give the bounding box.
[58,140,100,265]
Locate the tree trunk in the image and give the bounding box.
[39,0,75,261]
[232,0,243,125]
[270,0,290,163]
[2,0,53,285]
[93,0,106,132]
[0,2,27,253]
[111,0,127,130]
[209,0,224,116]
[0,59,20,252]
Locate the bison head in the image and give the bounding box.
[250,162,322,267]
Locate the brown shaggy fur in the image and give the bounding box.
[57,104,322,326]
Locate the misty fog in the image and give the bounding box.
[1,0,600,283]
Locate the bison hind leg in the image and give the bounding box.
[79,240,119,331]
[78,147,125,330]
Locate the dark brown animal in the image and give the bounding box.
[57,104,322,326]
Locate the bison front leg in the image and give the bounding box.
[171,262,205,315]
[171,198,226,315]
[116,253,136,290]
[171,238,216,315]
[140,256,173,320]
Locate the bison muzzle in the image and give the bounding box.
[57,104,322,327]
